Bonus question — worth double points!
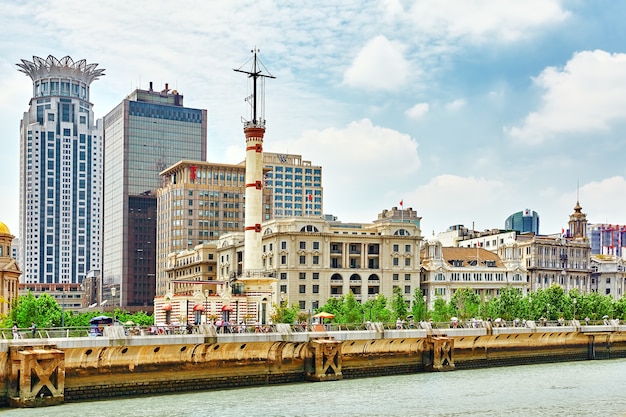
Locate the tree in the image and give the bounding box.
[498,286,525,320]
[450,287,481,320]
[342,292,363,323]
[390,286,408,320]
[271,299,299,324]
[411,289,427,321]
[431,297,451,322]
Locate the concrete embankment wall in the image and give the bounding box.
[4,324,626,406]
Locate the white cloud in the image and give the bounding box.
[343,35,410,91]
[580,177,626,226]
[409,175,506,233]
[268,119,420,221]
[405,102,429,119]
[506,50,626,144]
[388,0,569,44]
[446,98,466,110]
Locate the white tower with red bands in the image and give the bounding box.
[234,50,276,324]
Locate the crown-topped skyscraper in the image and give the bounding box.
[17,55,104,285]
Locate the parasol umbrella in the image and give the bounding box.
[450,317,458,322]
[313,312,335,319]
[125,320,135,326]
[603,315,609,319]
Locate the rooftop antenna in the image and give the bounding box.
[234,48,276,128]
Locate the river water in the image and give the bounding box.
[4,359,626,417]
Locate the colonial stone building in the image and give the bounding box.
[590,254,626,300]
[0,222,21,316]
[214,206,423,314]
[421,237,528,306]
[515,201,591,293]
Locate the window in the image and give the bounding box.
[405,258,411,266]
[281,241,287,250]
[393,274,399,281]
[280,285,287,293]
[281,255,287,265]
[299,272,306,280]
[393,258,399,266]
[299,285,306,294]
[313,241,320,250]
[299,301,306,309]
[313,255,319,265]
[393,244,399,252]
[313,285,319,294]
[313,273,319,280]
[405,244,411,252]
[405,274,411,281]
[299,255,306,264]
[405,286,411,294]
[299,241,306,250]
[280,273,287,280]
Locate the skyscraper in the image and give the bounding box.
[504,208,540,234]
[103,83,207,309]
[17,55,104,285]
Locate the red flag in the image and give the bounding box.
[399,199,403,207]
[308,194,313,202]
[561,228,565,235]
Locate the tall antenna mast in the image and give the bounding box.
[234,49,276,128]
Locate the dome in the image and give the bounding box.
[0,221,10,235]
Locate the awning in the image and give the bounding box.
[162,303,172,311]
[193,304,206,311]
[221,305,234,311]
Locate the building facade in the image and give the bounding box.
[505,209,540,234]
[0,222,21,316]
[421,238,528,307]
[587,223,626,257]
[590,254,626,300]
[516,202,591,293]
[215,206,424,314]
[155,160,272,296]
[17,55,104,285]
[263,152,323,218]
[103,83,207,310]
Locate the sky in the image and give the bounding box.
[2,0,626,238]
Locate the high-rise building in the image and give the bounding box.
[587,223,626,257]
[263,152,323,217]
[504,209,540,234]
[17,55,104,285]
[155,160,272,296]
[103,83,207,310]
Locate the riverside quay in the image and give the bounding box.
[2,319,626,408]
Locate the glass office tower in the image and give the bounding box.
[17,55,104,285]
[103,83,207,309]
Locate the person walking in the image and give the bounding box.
[12,324,19,339]
[30,322,37,338]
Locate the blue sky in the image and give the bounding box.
[2,0,626,238]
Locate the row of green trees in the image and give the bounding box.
[272,285,626,324]
[2,292,153,329]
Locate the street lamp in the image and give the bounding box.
[111,287,116,323]
[204,289,209,325]
[61,284,65,329]
[573,298,577,320]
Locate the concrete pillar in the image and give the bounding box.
[8,346,65,407]
[424,336,455,372]
[305,339,343,381]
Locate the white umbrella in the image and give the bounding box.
[450,317,458,322]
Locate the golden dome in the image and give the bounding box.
[0,222,10,235]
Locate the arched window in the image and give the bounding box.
[330,273,343,281]
[394,229,410,236]
[300,225,319,232]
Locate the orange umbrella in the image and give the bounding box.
[313,312,335,319]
